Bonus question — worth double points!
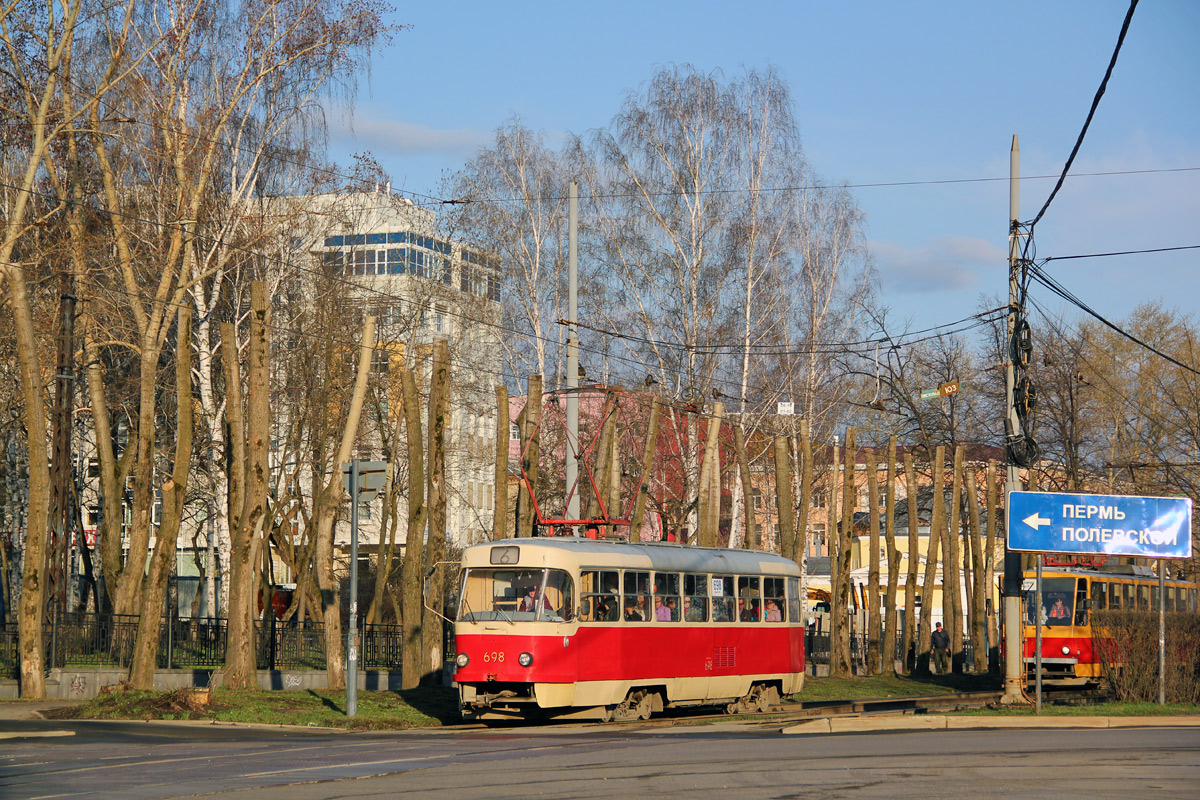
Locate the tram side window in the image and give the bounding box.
[1190,589,1198,613]
[1074,579,1088,625]
[1166,586,1176,612]
[763,577,786,622]
[654,572,681,622]
[580,570,619,622]
[1124,583,1135,610]
[683,574,708,622]
[1107,582,1120,610]
[623,571,651,621]
[545,571,575,621]
[786,578,801,623]
[1136,584,1149,611]
[1090,580,1108,611]
[712,575,735,622]
[737,576,761,621]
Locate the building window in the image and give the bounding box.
[812,490,827,509]
[811,523,826,556]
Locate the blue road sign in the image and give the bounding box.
[1007,491,1192,558]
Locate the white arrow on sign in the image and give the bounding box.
[1023,512,1051,530]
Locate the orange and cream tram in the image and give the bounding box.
[1021,564,1198,686]
[452,538,805,721]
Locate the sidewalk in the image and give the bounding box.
[0,700,81,721]
[782,714,1200,734]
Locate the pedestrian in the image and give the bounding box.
[930,621,950,674]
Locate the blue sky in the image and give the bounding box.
[331,1,1199,335]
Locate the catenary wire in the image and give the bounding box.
[1026,0,1139,230]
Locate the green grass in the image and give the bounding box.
[792,672,1002,703]
[952,701,1200,716]
[46,685,460,730]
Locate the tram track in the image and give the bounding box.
[597,688,1102,730]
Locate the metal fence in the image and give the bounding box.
[0,613,425,679]
[4,613,981,680]
[804,629,979,672]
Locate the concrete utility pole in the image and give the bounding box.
[1002,135,1026,704]
[566,181,580,523]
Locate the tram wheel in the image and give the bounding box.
[612,689,655,721]
[727,683,779,715]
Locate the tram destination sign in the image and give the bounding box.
[1008,490,1192,559]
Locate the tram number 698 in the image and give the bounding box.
[482,651,505,663]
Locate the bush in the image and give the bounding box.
[1091,610,1200,703]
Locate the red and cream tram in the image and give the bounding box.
[452,538,805,721]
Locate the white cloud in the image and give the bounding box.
[870,236,1006,294]
[331,114,489,157]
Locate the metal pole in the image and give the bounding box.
[1002,134,1026,705]
[565,181,580,524]
[1158,559,1166,706]
[1035,555,1042,713]
[347,460,359,717]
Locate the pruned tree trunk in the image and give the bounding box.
[696,403,723,548]
[400,371,427,689]
[222,286,274,689]
[773,435,794,560]
[932,446,949,672]
[832,427,856,676]
[918,451,943,675]
[423,339,450,681]
[866,449,881,675]
[492,385,509,540]
[630,399,661,537]
[733,424,756,550]
[966,459,987,673]
[584,391,618,524]
[516,375,543,537]
[947,445,964,673]
[903,453,921,672]
[884,437,901,674]
[313,314,376,690]
[219,320,251,687]
[130,308,194,688]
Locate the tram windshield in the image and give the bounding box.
[1026,578,1075,626]
[458,568,574,623]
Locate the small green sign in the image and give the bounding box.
[920,388,939,400]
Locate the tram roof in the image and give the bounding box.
[461,537,801,576]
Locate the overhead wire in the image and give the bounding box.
[1026,0,1139,231]
[1026,259,1200,376]
[1025,293,1200,462]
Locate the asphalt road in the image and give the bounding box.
[2,719,1198,799]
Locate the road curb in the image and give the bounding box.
[781,715,1200,735]
[0,730,76,740]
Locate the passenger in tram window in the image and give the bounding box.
[654,595,672,621]
[624,598,643,621]
[666,597,678,620]
[635,594,648,619]
[683,596,706,622]
[764,598,782,622]
[738,598,760,622]
[592,592,611,621]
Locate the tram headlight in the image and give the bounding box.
[1061,646,1070,656]
[455,653,470,668]
[518,652,533,667]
